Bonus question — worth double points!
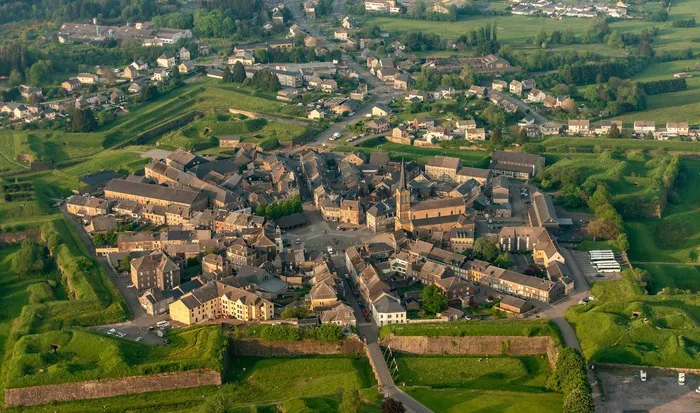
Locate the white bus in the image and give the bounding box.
[590,255,615,262]
[595,264,621,273]
[594,261,620,268]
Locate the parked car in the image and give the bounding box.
[679,373,686,385]
[135,336,143,342]
[640,370,647,382]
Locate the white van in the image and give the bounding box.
[679,373,686,385]
[156,321,171,329]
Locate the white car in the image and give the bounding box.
[333,132,342,138]
[640,370,647,382]
[679,373,685,385]
[365,113,372,118]
[135,336,143,342]
[327,246,334,255]
[107,328,116,335]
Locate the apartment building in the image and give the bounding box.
[169,277,273,325]
[131,250,182,291]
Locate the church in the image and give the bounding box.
[395,159,470,235]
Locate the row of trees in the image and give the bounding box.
[639,78,687,95]
[454,22,500,55]
[258,323,344,342]
[254,195,303,220]
[547,348,595,413]
[582,77,647,116]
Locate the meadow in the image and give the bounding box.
[0,78,305,172]
[158,112,309,151]
[565,272,700,368]
[363,0,700,55]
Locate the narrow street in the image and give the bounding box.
[331,254,433,413]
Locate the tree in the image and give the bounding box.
[222,67,232,83]
[8,69,23,86]
[381,398,406,413]
[607,123,620,139]
[27,60,52,86]
[280,306,309,319]
[564,386,595,413]
[230,61,246,83]
[141,84,159,102]
[536,29,548,46]
[12,240,48,275]
[422,284,448,315]
[637,29,654,57]
[118,256,131,273]
[473,238,499,262]
[251,69,280,91]
[71,107,97,132]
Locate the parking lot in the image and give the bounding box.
[92,320,174,345]
[571,250,623,283]
[597,368,699,412]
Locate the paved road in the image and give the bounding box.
[487,87,549,124]
[331,254,433,413]
[541,247,601,404]
[60,204,147,321]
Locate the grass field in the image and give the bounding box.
[565,272,700,368]
[394,354,562,412]
[5,326,225,388]
[405,387,564,413]
[380,320,563,345]
[625,158,700,268]
[636,263,700,294]
[541,137,700,154]
[0,78,304,171]
[545,151,679,215]
[395,355,552,392]
[363,0,700,55]
[158,112,309,150]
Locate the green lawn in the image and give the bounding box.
[404,387,563,413]
[380,320,563,345]
[395,355,552,392]
[565,272,700,368]
[541,137,700,154]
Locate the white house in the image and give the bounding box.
[371,293,406,327]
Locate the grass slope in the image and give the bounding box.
[565,273,700,368]
[405,387,563,413]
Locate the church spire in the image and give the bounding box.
[399,157,406,191]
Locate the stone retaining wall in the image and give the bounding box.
[5,369,221,408]
[380,335,559,367]
[230,337,365,357]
